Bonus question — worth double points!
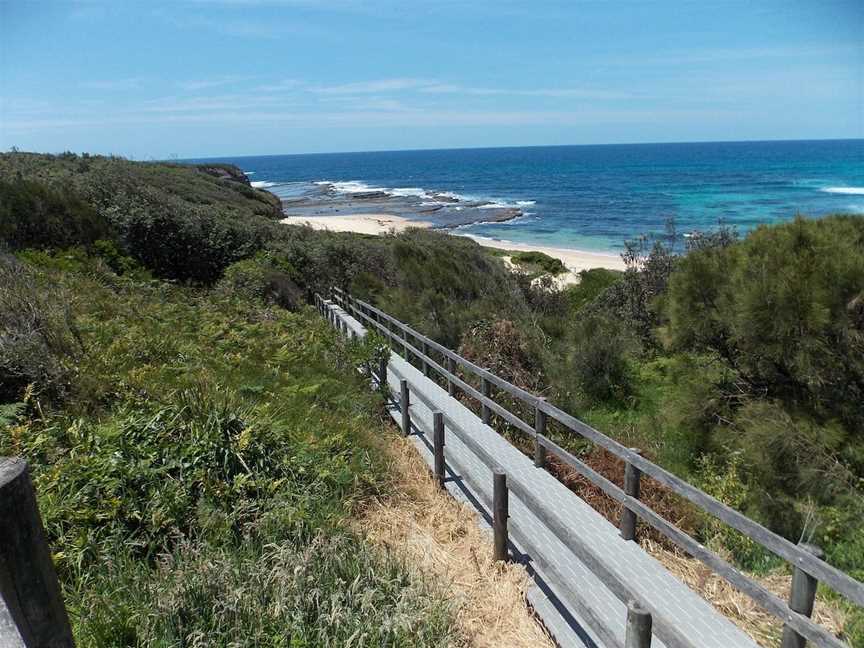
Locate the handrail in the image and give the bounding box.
[328,291,853,648]
[386,363,658,648]
[331,288,864,611]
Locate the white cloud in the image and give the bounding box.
[418,83,634,100]
[176,76,255,91]
[311,78,438,94]
[79,77,143,91]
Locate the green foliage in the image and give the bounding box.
[0,178,113,250]
[218,255,304,310]
[2,252,460,646]
[566,315,638,404]
[0,152,281,283]
[0,253,79,402]
[511,250,566,276]
[696,453,779,572]
[564,268,623,312]
[666,216,864,432]
[77,527,457,648]
[588,223,679,346]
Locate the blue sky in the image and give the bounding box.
[1,0,862,158]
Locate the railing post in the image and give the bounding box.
[422,342,431,378]
[481,375,492,425]
[433,412,445,490]
[534,404,547,468]
[378,355,388,396]
[401,328,409,358]
[493,471,509,562]
[0,459,75,648]
[625,601,652,648]
[447,357,457,397]
[400,380,410,436]
[620,448,642,542]
[781,543,824,648]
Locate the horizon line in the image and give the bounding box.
[179,136,864,162]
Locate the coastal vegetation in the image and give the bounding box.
[1,151,862,644]
[0,153,467,646]
[510,250,567,276]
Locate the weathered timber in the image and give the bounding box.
[534,405,547,468]
[536,434,848,648]
[493,471,509,562]
[481,376,492,424]
[433,412,445,490]
[0,458,74,648]
[782,544,824,648]
[400,380,410,436]
[339,290,864,609]
[620,449,642,542]
[625,602,653,648]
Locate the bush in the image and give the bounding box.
[120,205,268,283]
[567,315,637,404]
[665,215,864,432]
[218,256,304,310]
[565,268,623,312]
[0,178,113,250]
[0,153,282,283]
[511,250,566,275]
[0,254,79,402]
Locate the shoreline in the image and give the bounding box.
[279,213,626,275]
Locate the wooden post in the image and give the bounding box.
[624,601,652,648]
[433,412,445,490]
[447,357,457,397]
[422,342,431,378]
[781,543,824,648]
[400,380,410,436]
[0,459,74,648]
[493,471,509,562]
[481,376,492,425]
[401,328,409,358]
[378,355,388,395]
[534,405,547,468]
[620,448,642,542]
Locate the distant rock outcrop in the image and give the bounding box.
[196,164,251,186]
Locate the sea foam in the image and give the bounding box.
[821,187,864,195]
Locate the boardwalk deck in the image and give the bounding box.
[327,300,759,648]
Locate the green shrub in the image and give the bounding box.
[0,152,281,283]
[565,268,623,312]
[511,250,566,275]
[0,178,113,250]
[0,254,79,402]
[695,453,778,571]
[567,315,638,404]
[218,256,304,310]
[721,400,856,537]
[665,216,864,432]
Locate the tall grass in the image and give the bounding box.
[0,251,463,647]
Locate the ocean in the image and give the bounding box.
[191,139,864,254]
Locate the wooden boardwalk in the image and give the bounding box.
[325,298,759,648]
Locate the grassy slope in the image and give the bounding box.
[0,155,462,647]
[2,152,861,644]
[1,259,461,645]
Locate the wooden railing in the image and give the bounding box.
[324,287,862,648]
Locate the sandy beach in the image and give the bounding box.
[281,213,431,235]
[280,213,625,277]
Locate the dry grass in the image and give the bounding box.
[641,537,847,647]
[355,430,555,648]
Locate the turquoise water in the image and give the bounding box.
[192,139,864,253]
